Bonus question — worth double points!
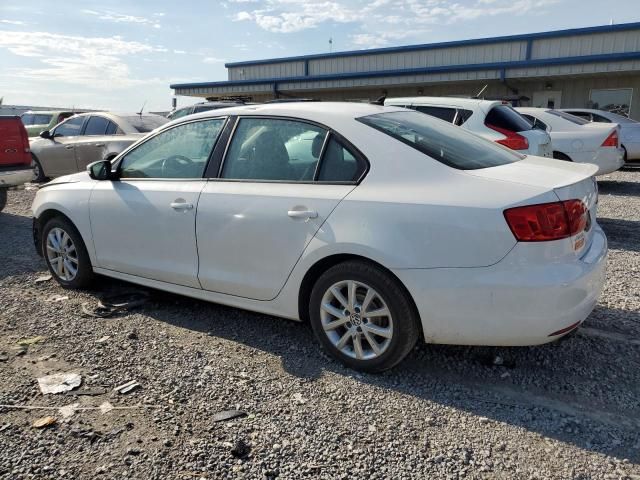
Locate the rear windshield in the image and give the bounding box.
[123,115,169,133]
[21,113,52,126]
[358,111,523,170]
[485,105,532,132]
[547,110,589,125]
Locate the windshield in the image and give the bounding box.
[123,115,169,133]
[21,113,53,126]
[547,110,589,125]
[358,111,523,170]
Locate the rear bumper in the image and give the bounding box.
[0,166,31,188]
[394,226,608,346]
[591,148,625,175]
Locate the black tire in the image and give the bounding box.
[0,189,7,212]
[309,260,420,373]
[553,151,572,161]
[41,216,94,288]
[32,155,47,183]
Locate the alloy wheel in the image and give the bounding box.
[320,280,394,360]
[46,227,79,281]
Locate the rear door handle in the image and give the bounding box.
[170,201,194,211]
[288,209,318,219]
[64,145,73,150]
[94,143,105,147]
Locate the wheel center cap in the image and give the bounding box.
[350,312,362,326]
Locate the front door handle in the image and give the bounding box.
[287,209,318,219]
[64,145,73,150]
[94,143,105,147]
[170,201,194,211]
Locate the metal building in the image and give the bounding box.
[171,22,640,119]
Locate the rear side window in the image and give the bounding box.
[414,106,456,123]
[317,137,361,182]
[591,113,612,123]
[455,109,473,126]
[547,110,589,125]
[485,105,532,132]
[84,116,110,135]
[358,111,523,170]
[522,114,549,131]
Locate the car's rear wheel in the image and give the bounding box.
[0,189,7,212]
[553,151,572,161]
[41,216,94,288]
[309,260,420,373]
[32,155,47,183]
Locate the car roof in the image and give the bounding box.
[22,110,76,115]
[172,102,409,125]
[385,96,502,109]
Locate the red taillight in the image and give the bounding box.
[486,123,529,151]
[504,200,588,242]
[601,130,619,148]
[18,122,31,164]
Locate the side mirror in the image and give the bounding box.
[39,130,52,139]
[87,160,113,181]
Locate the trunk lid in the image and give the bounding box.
[467,156,599,256]
[519,128,553,157]
[0,116,31,167]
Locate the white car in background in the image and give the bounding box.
[31,103,606,372]
[560,108,640,165]
[516,107,624,175]
[384,97,553,157]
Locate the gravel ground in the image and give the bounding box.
[1,170,639,480]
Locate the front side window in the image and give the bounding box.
[358,111,523,170]
[53,116,85,137]
[84,116,110,135]
[119,119,225,179]
[222,118,327,182]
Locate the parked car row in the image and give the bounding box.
[31,102,607,372]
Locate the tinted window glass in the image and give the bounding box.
[414,106,456,123]
[485,105,532,132]
[119,119,224,179]
[358,111,522,170]
[21,114,52,125]
[222,118,326,182]
[547,110,589,125]
[54,116,85,137]
[455,109,473,126]
[522,114,548,131]
[84,116,110,135]
[57,112,75,123]
[122,115,169,133]
[565,111,591,121]
[167,107,192,120]
[21,114,34,125]
[591,113,612,123]
[318,137,362,182]
[105,121,120,135]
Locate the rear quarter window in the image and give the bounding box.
[485,105,532,132]
[358,111,523,170]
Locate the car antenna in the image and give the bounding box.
[137,101,147,116]
[370,94,387,106]
[473,84,488,99]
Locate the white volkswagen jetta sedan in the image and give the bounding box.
[32,103,607,372]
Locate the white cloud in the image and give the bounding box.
[203,57,226,64]
[0,30,164,89]
[82,9,161,27]
[231,0,559,41]
[1,19,27,26]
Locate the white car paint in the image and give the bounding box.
[560,108,640,163]
[516,107,624,175]
[32,102,607,348]
[385,96,553,157]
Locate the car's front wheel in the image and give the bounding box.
[41,216,94,288]
[309,260,420,373]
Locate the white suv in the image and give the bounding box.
[385,97,553,158]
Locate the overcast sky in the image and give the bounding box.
[0,0,638,112]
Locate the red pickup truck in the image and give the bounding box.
[0,116,32,212]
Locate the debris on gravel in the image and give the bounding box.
[0,172,639,479]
